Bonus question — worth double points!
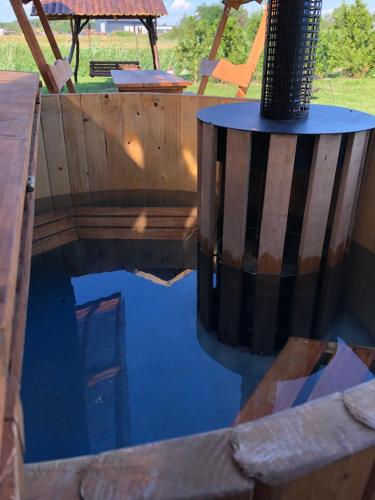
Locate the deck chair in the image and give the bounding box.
[11,0,75,93]
[198,0,266,97]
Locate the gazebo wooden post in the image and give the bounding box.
[68,17,89,83]
[143,17,160,70]
[32,0,75,92]
[9,0,59,93]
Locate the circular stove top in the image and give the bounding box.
[197,101,375,135]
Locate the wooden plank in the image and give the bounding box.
[222,129,251,267]
[33,216,75,240]
[32,229,79,256]
[73,206,197,217]
[60,95,90,197]
[8,0,58,93]
[197,2,231,95]
[140,94,166,192]
[77,227,187,241]
[298,134,342,274]
[163,95,182,190]
[218,129,251,345]
[199,123,218,254]
[80,94,109,194]
[112,70,192,90]
[74,216,197,229]
[252,134,297,354]
[35,131,51,200]
[218,264,243,345]
[102,93,125,191]
[352,345,375,367]
[40,96,71,199]
[232,380,375,490]
[291,134,342,337]
[236,337,327,424]
[121,93,146,190]
[25,428,253,500]
[32,0,75,93]
[257,134,297,274]
[328,131,368,267]
[0,71,39,499]
[49,59,73,92]
[352,131,375,252]
[253,446,375,500]
[236,7,267,97]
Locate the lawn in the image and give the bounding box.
[1,33,374,114]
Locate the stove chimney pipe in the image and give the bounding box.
[261,0,323,120]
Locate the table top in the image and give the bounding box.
[197,101,375,135]
[111,70,192,89]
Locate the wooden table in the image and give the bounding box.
[111,70,192,94]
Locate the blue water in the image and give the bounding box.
[22,241,270,463]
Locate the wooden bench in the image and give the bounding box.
[89,60,140,78]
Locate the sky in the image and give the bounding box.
[0,0,374,24]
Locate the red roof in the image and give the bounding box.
[30,0,168,19]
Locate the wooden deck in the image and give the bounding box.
[0,71,40,498]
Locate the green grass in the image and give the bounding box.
[72,76,375,115]
[1,34,374,114]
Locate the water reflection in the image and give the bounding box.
[22,240,246,463]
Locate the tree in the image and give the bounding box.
[173,3,253,82]
[329,0,375,76]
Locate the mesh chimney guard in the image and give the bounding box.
[261,0,323,120]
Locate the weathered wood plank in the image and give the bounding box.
[25,429,254,500]
[232,380,375,489]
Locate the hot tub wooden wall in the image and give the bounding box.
[36,93,243,201]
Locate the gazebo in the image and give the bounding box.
[31,0,168,82]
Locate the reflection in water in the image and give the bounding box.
[22,240,247,463]
[76,293,130,454]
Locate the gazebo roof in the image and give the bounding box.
[30,0,168,20]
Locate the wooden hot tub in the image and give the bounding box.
[0,70,374,500]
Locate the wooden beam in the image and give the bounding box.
[197,2,232,95]
[236,6,267,97]
[32,0,75,93]
[142,17,160,70]
[9,0,59,93]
